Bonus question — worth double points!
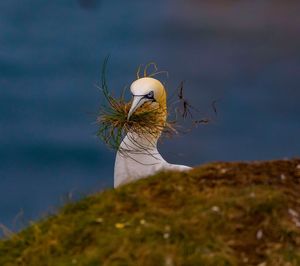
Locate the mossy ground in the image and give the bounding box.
[1,159,300,266]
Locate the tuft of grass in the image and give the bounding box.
[96,57,176,151]
[1,159,300,265]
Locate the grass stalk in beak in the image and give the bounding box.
[96,57,176,151]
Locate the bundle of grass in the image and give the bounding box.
[96,58,177,152]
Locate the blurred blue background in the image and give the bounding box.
[0,0,299,233]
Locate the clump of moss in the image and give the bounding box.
[1,159,300,265]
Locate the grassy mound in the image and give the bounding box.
[1,159,300,266]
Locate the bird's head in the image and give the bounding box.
[127,77,167,121]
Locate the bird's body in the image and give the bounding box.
[114,77,191,188]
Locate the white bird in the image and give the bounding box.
[114,77,192,188]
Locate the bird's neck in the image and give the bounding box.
[122,131,159,151]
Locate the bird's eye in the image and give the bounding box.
[146,91,154,99]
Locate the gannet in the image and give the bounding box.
[114,77,192,188]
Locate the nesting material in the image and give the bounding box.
[96,59,176,151]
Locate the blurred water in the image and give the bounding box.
[0,0,299,233]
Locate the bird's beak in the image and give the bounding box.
[127,95,146,121]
